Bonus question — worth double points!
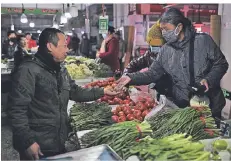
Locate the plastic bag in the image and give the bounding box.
[145,95,179,120]
[130,90,155,103]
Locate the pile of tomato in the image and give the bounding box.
[111,98,157,123]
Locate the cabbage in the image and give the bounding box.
[190,95,210,108]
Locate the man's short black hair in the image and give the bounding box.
[7,30,16,37]
[115,31,121,36]
[38,28,64,48]
[25,33,31,36]
[108,26,115,34]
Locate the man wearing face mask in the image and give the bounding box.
[2,30,18,59]
[116,8,229,121]
[14,35,32,69]
[97,26,120,72]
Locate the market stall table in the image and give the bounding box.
[44,144,122,161]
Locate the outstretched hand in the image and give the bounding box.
[115,76,131,91]
[104,87,120,96]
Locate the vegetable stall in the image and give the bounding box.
[61,56,231,161]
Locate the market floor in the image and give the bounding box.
[1,125,19,160]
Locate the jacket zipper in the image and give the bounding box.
[56,71,62,152]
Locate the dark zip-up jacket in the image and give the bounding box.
[127,28,228,117]
[8,49,104,153]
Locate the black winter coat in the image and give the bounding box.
[8,50,104,153]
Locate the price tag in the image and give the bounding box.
[99,15,109,34]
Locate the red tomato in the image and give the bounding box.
[116,106,122,112]
[145,102,153,109]
[112,115,119,122]
[127,114,135,121]
[129,101,136,106]
[123,106,130,111]
[133,110,142,118]
[142,110,149,117]
[112,110,117,115]
[136,116,143,121]
[123,100,130,104]
[136,102,146,111]
[134,105,140,110]
[113,97,121,104]
[118,116,127,122]
[118,111,125,117]
[118,100,124,105]
[124,109,132,115]
[108,77,115,82]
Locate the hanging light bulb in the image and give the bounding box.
[18,30,22,33]
[10,15,14,31]
[60,14,67,24]
[37,30,41,33]
[29,22,35,28]
[70,4,78,17]
[11,24,14,31]
[65,3,72,19]
[20,13,28,23]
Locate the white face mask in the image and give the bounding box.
[102,33,107,39]
[150,46,161,52]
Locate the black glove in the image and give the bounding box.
[189,84,207,96]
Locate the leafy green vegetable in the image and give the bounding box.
[70,102,112,131]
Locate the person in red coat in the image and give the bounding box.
[97,26,120,72]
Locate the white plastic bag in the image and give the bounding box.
[145,95,179,120]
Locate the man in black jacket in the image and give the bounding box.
[8,28,119,160]
[2,30,17,59]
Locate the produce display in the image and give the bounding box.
[66,63,93,79]
[147,106,220,141]
[65,56,113,79]
[1,58,8,64]
[112,98,157,123]
[65,73,228,160]
[69,102,113,131]
[130,133,216,161]
[81,121,152,159]
[85,77,133,105]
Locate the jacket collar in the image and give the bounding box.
[167,26,196,49]
[35,48,61,73]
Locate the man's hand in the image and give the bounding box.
[115,76,131,91]
[25,142,43,160]
[200,79,209,92]
[104,87,120,96]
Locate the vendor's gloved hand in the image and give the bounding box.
[115,76,131,91]
[25,142,43,160]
